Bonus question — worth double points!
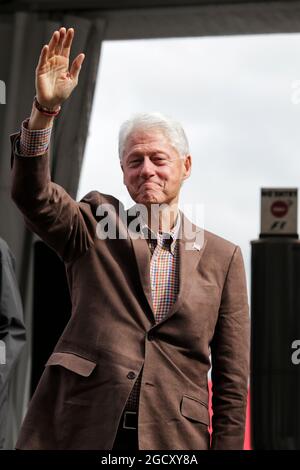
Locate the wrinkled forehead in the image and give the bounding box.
[125,128,170,147]
[123,129,174,157]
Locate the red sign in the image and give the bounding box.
[271,200,288,218]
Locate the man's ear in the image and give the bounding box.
[120,161,126,184]
[182,154,192,180]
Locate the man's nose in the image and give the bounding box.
[140,157,155,177]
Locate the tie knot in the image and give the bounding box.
[157,232,172,249]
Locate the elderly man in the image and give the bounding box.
[10,27,250,450]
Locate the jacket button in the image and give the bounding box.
[127,371,136,380]
[147,332,155,341]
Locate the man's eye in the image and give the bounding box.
[153,156,167,164]
[129,160,141,167]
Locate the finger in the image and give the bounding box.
[47,30,59,58]
[36,45,49,69]
[70,53,85,82]
[55,27,66,55]
[62,28,74,58]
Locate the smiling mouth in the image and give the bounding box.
[140,181,158,188]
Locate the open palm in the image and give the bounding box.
[36,27,85,109]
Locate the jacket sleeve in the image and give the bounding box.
[210,245,250,450]
[0,239,26,391]
[10,131,95,263]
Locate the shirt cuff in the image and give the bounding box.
[19,117,52,156]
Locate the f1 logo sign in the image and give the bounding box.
[261,188,297,237]
[270,220,287,230]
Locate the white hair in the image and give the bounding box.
[118,112,190,161]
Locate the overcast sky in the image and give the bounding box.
[77,33,300,296]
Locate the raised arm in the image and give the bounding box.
[10,28,95,263]
[29,27,84,130]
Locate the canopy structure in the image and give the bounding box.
[1,1,300,40]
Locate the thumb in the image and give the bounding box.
[70,53,85,82]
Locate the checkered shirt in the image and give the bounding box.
[19,117,53,156]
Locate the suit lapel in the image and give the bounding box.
[127,211,155,319]
[160,212,207,323]
[127,208,207,324]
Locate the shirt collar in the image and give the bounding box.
[138,210,181,255]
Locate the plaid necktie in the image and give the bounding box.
[124,228,179,411]
[149,232,179,323]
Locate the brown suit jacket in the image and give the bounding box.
[10,130,250,450]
